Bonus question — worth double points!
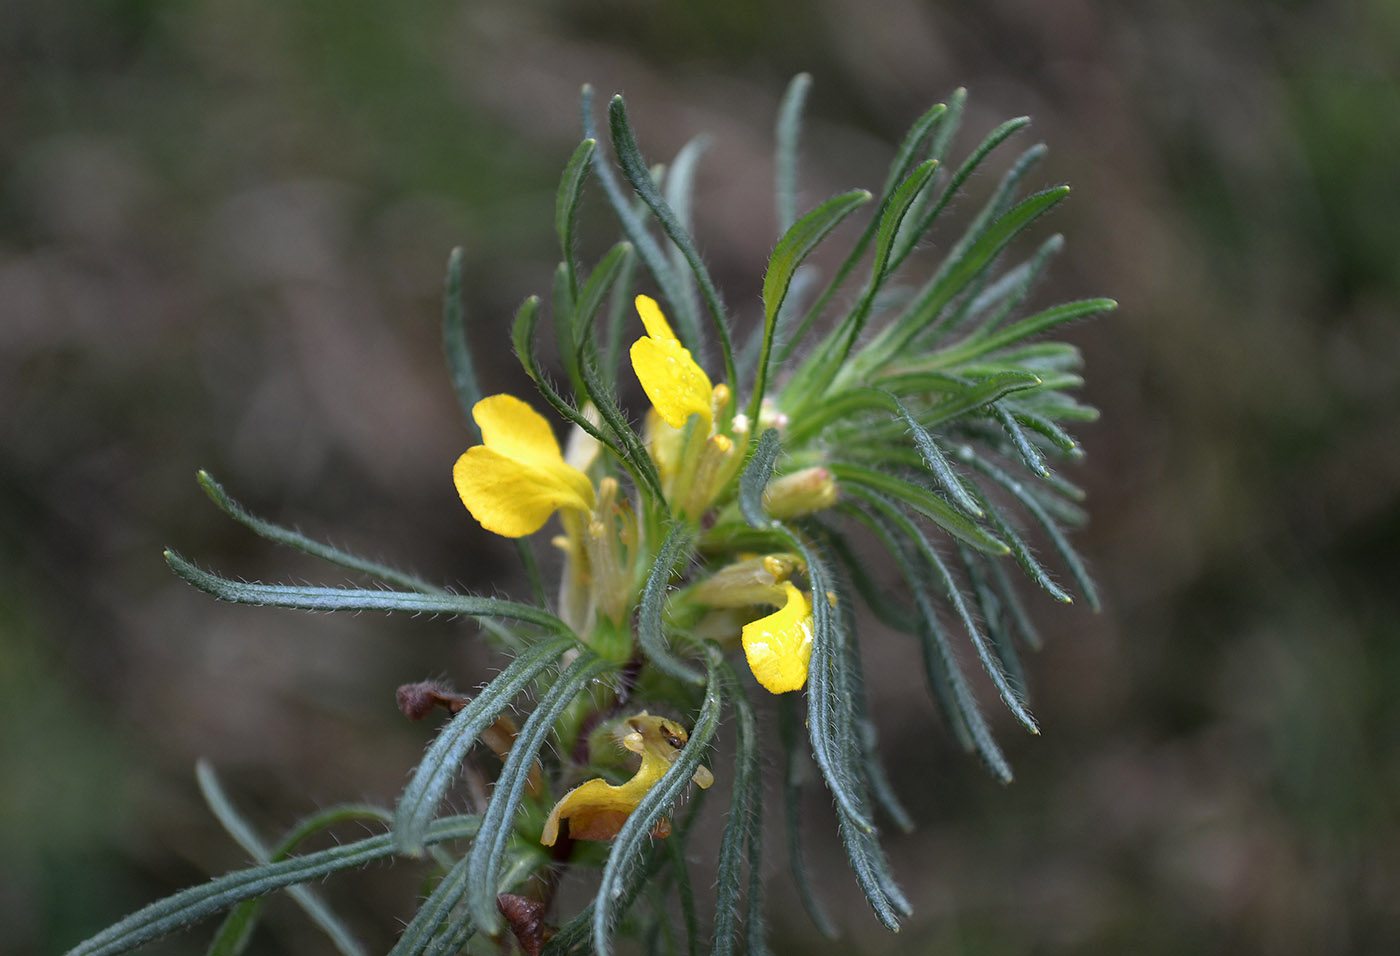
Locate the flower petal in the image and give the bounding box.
[540,778,638,845]
[540,712,712,846]
[630,334,713,430]
[630,296,713,430]
[741,582,814,694]
[472,394,566,471]
[454,445,593,538]
[634,294,678,342]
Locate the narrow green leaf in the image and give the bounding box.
[205,902,259,956]
[813,520,918,633]
[789,159,941,408]
[580,86,703,359]
[841,642,915,834]
[958,474,1072,604]
[849,503,1012,781]
[993,402,1049,477]
[884,393,982,516]
[958,544,1028,701]
[775,73,813,236]
[574,242,635,350]
[63,817,481,956]
[750,189,872,424]
[889,86,965,259]
[665,138,707,237]
[987,553,1043,650]
[784,371,1041,447]
[873,159,939,283]
[806,526,916,836]
[873,186,1071,362]
[740,262,816,383]
[828,463,1008,556]
[837,818,907,930]
[576,345,668,506]
[388,854,472,956]
[557,138,597,297]
[664,835,700,956]
[926,87,966,166]
[893,136,1049,346]
[196,472,445,596]
[393,635,577,854]
[209,798,399,950]
[989,143,1047,218]
[444,264,549,605]
[468,652,610,933]
[609,95,738,394]
[777,529,874,834]
[712,666,759,956]
[603,238,641,380]
[777,695,837,937]
[965,233,1063,338]
[779,101,947,364]
[593,648,723,956]
[514,294,666,503]
[739,428,781,529]
[544,841,670,956]
[165,549,574,632]
[553,261,584,398]
[421,909,475,956]
[936,297,1117,368]
[817,578,912,928]
[902,371,1044,431]
[196,762,366,956]
[965,451,1100,611]
[888,115,1030,274]
[514,295,609,449]
[874,101,950,209]
[442,247,484,439]
[639,524,705,685]
[848,488,1037,733]
[644,883,679,956]
[1010,407,1081,457]
[664,135,709,327]
[744,793,770,956]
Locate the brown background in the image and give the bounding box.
[4,0,1399,952]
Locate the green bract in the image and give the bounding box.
[70,76,1113,956]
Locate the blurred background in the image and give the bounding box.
[4,0,1399,952]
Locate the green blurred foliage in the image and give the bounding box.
[3,0,1399,953]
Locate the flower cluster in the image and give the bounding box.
[88,78,1111,956]
[455,294,817,700]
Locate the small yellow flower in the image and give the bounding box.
[741,581,815,694]
[629,295,713,430]
[541,712,713,846]
[453,394,596,538]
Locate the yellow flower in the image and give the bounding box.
[541,712,714,846]
[453,394,596,538]
[629,295,713,430]
[741,581,815,694]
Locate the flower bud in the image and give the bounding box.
[762,466,839,519]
